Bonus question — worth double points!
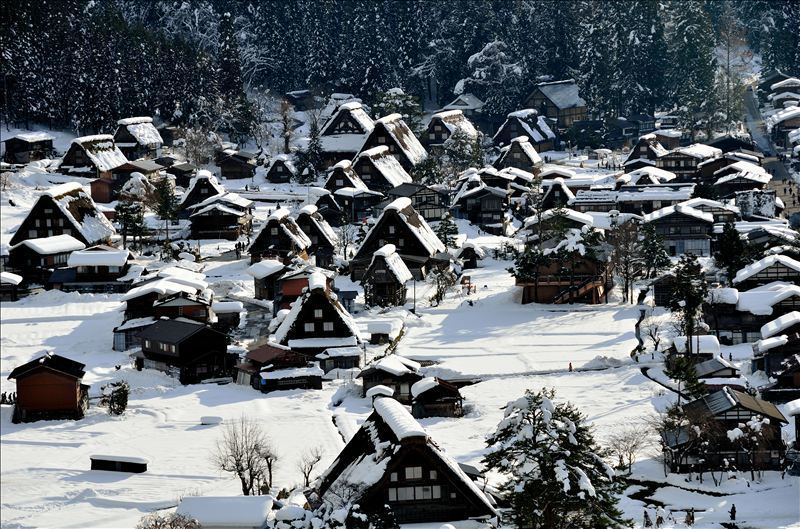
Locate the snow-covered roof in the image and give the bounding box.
[317,346,362,359]
[733,255,800,285]
[708,287,739,305]
[374,113,428,165]
[261,366,324,380]
[771,77,800,91]
[188,191,253,211]
[672,143,722,160]
[69,135,128,172]
[320,101,374,136]
[121,278,197,301]
[364,355,421,377]
[176,495,274,527]
[373,397,427,439]
[497,109,556,144]
[500,136,543,165]
[411,377,440,398]
[27,182,117,245]
[672,335,720,354]
[370,244,413,283]
[247,260,285,279]
[755,335,789,354]
[211,301,244,313]
[365,384,395,399]
[8,131,54,142]
[0,271,23,285]
[535,79,586,109]
[181,170,225,205]
[430,109,478,140]
[11,234,86,255]
[643,204,714,224]
[765,106,800,132]
[361,197,445,256]
[268,154,296,174]
[539,167,577,179]
[681,197,740,214]
[296,206,339,247]
[761,311,800,339]
[67,247,129,267]
[625,166,677,182]
[116,117,163,147]
[356,146,413,187]
[737,285,800,316]
[441,93,484,111]
[523,208,594,229]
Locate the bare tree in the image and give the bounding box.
[279,99,294,154]
[608,220,642,303]
[297,446,324,487]
[180,127,217,166]
[136,513,201,529]
[607,423,651,474]
[641,313,664,352]
[213,417,278,496]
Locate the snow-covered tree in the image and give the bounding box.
[371,88,423,133]
[456,40,524,121]
[483,388,629,529]
[435,213,459,249]
[638,224,671,279]
[668,254,708,354]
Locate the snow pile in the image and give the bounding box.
[0,271,23,285]
[247,260,285,279]
[12,234,86,255]
[411,377,439,398]
[365,385,394,399]
[760,311,800,339]
[672,335,720,355]
[261,366,324,380]
[737,285,800,316]
[308,271,328,291]
[67,247,129,268]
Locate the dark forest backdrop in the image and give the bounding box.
[1,0,798,137]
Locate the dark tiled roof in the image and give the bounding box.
[137,319,214,344]
[8,353,86,380]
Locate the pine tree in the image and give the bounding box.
[668,254,709,354]
[371,88,423,133]
[100,380,130,416]
[483,388,629,529]
[297,116,324,184]
[508,245,552,303]
[714,221,753,286]
[456,39,524,122]
[367,504,399,529]
[665,356,707,401]
[115,200,146,250]
[638,224,671,279]
[155,177,179,244]
[435,213,459,249]
[442,129,479,175]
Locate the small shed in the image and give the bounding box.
[411,377,464,418]
[2,132,55,164]
[90,455,148,473]
[457,242,485,269]
[176,495,277,529]
[246,260,286,300]
[260,365,324,393]
[362,244,412,308]
[316,346,363,373]
[358,355,422,403]
[266,155,296,183]
[0,271,23,301]
[7,353,89,423]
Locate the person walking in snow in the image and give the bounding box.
[643,510,653,528]
[569,362,573,372]
[729,504,736,521]
[655,506,665,528]
[685,508,695,526]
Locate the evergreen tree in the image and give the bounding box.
[371,88,423,133]
[442,129,480,175]
[456,39,524,122]
[617,0,667,114]
[155,177,179,243]
[413,155,444,185]
[508,245,552,303]
[668,254,708,354]
[638,224,671,279]
[665,356,707,401]
[297,116,324,184]
[367,504,399,529]
[435,213,459,249]
[115,200,146,250]
[100,380,130,416]
[483,388,629,529]
[714,221,753,286]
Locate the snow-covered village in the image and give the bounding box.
[1,1,799,528]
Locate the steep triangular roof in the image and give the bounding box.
[8,353,86,381]
[354,198,445,260]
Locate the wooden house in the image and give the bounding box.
[271,271,361,356]
[514,234,612,304]
[650,272,676,307]
[90,159,163,204]
[757,69,790,96]
[8,234,86,282]
[137,319,232,384]
[643,204,714,257]
[324,160,369,193]
[353,146,413,192]
[113,117,163,160]
[112,317,156,352]
[7,353,89,423]
[335,187,386,223]
[217,150,257,180]
[178,170,225,213]
[629,113,656,134]
[152,291,214,323]
[733,255,800,291]
[522,79,587,129]
[438,93,489,131]
[58,135,128,178]
[766,106,800,147]
[319,101,374,167]
[517,208,594,243]
[9,182,115,248]
[316,397,497,523]
[121,277,203,320]
[246,259,286,300]
[712,161,771,198]
[539,178,575,210]
[189,192,254,240]
[451,183,507,231]
[211,300,244,333]
[657,144,722,182]
[285,89,314,110]
[604,117,640,148]
[705,284,800,344]
[48,245,133,293]
[157,124,181,147]
[493,136,543,173]
[274,266,336,316]
[311,189,344,227]
[351,197,446,281]
[624,133,669,167]
[493,109,556,150]
[706,135,757,154]
[0,271,23,301]
[320,92,361,125]
[663,387,787,472]
[248,208,311,263]
[296,205,338,268]
[166,162,197,188]
[411,377,464,418]
[2,132,55,164]
[259,365,324,393]
[753,312,800,377]
[360,114,428,173]
[694,356,740,380]
[422,109,478,149]
[760,354,800,403]
[358,355,423,403]
[362,244,412,308]
[235,342,307,388]
[680,198,740,223]
[381,183,448,222]
[266,154,296,183]
[316,346,363,373]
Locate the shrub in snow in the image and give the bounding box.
[100,380,130,416]
[136,512,200,529]
[482,388,629,529]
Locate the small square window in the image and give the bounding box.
[388,225,396,234]
[388,488,397,501]
[323,322,334,331]
[390,472,398,482]
[314,309,323,318]
[450,492,456,499]
[429,470,437,479]
[405,466,422,480]
[270,227,279,235]
[304,322,315,332]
